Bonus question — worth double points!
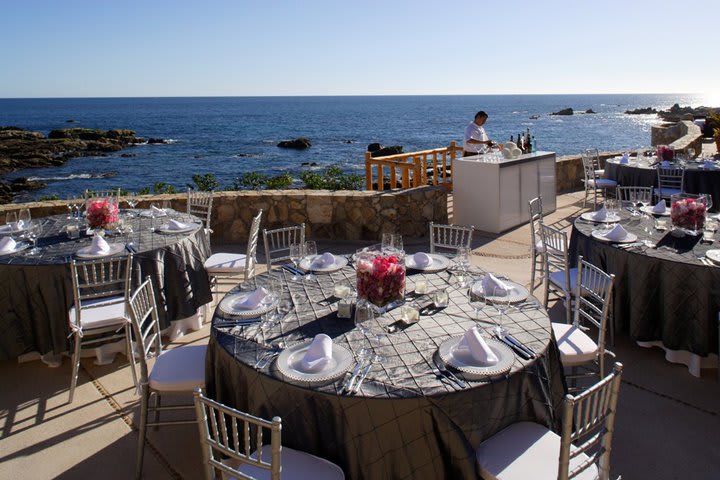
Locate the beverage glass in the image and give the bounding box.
[288,243,303,281]
[492,286,510,337]
[354,299,375,341]
[414,279,428,294]
[5,211,18,229]
[455,247,471,287]
[432,288,449,308]
[303,241,317,281]
[382,233,403,254]
[18,208,31,227]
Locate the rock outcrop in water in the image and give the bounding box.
[367,143,404,157]
[277,138,311,149]
[0,127,147,204]
[625,107,658,115]
[550,108,574,116]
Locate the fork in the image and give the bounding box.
[433,356,467,389]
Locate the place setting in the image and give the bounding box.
[436,325,515,381]
[298,251,349,274]
[276,333,354,387]
[469,272,530,305]
[0,236,30,257]
[153,218,199,234]
[640,200,670,216]
[217,285,278,322]
[75,234,125,259]
[591,223,638,244]
[579,204,621,224]
[404,251,451,272]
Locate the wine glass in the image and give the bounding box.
[491,286,510,337]
[65,195,75,219]
[467,283,486,323]
[354,299,375,344]
[288,243,304,281]
[125,192,138,216]
[381,233,403,254]
[24,222,41,255]
[5,211,18,229]
[303,241,317,281]
[688,147,696,160]
[18,208,31,227]
[455,246,471,287]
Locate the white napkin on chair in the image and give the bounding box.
[301,334,333,373]
[604,224,629,241]
[592,206,609,221]
[89,235,110,254]
[481,273,510,297]
[413,252,432,267]
[311,252,336,269]
[652,200,667,214]
[233,287,269,310]
[457,327,498,365]
[0,237,16,253]
[167,219,191,230]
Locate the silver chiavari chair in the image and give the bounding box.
[187,188,214,231]
[428,221,474,256]
[262,223,305,272]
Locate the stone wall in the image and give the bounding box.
[651,120,703,156]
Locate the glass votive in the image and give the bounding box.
[415,279,428,294]
[432,288,449,308]
[66,224,80,239]
[337,298,353,319]
[334,284,352,299]
[399,304,420,325]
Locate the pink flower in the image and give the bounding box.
[356,253,406,307]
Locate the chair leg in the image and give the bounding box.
[153,394,161,430]
[126,324,138,390]
[530,254,537,294]
[136,389,150,480]
[68,334,82,403]
[565,293,572,324]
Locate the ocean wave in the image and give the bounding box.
[27,172,116,181]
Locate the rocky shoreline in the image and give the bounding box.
[0,127,152,204]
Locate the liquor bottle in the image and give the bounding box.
[532,135,537,152]
[516,133,522,151]
[510,135,514,144]
[525,132,532,153]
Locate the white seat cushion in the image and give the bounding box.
[533,239,545,253]
[148,345,207,392]
[232,446,345,480]
[476,421,598,480]
[654,187,682,197]
[548,267,579,292]
[552,323,599,365]
[68,296,128,331]
[594,168,605,176]
[204,252,247,273]
[588,178,617,188]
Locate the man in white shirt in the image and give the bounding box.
[463,111,495,156]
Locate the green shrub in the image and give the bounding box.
[232,172,268,190]
[153,182,175,194]
[191,173,219,192]
[300,165,363,191]
[265,173,293,190]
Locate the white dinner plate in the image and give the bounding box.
[276,341,353,386]
[154,223,197,234]
[138,209,167,218]
[580,212,621,223]
[591,230,638,244]
[298,254,349,273]
[75,243,126,259]
[218,291,277,319]
[405,253,451,272]
[470,277,529,304]
[640,205,670,216]
[0,223,29,234]
[705,250,720,265]
[438,337,514,380]
[0,241,30,257]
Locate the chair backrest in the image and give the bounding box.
[656,166,684,192]
[127,277,163,387]
[263,224,305,271]
[243,209,264,281]
[187,189,214,230]
[573,256,615,347]
[539,223,571,286]
[194,388,282,480]
[559,362,624,480]
[584,148,601,170]
[616,186,652,205]
[84,188,121,203]
[70,255,133,330]
[528,196,544,252]
[580,152,597,182]
[429,222,474,255]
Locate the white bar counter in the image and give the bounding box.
[453,151,557,233]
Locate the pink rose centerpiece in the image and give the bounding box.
[656,145,674,162]
[356,251,406,309]
[670,193,706,235]
[86,198,120,230]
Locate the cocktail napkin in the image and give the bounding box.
[457,327,498,365]
[592,206,609,221]
[481,273,510,297]
[301,334,333,372]
[167,219,191,230]
[233,287,269,310]
[0,236,16,253]
[652,200,667,214]
[89,235,110,254]
[604,224,628,241]
[413,252,432,267]
[311,252,336,269]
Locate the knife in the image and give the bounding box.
[496,334,533,360]
[282,264,304,276]
[352,362,373,393]
[504,334,536,358]
[343,358,367,393]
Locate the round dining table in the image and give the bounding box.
[605,157,720,209]
[570,209,720,376]
[0,209,212,362]
[206,260,566,479]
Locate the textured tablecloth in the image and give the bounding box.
[206,263,565,479]
[0,210,212,360]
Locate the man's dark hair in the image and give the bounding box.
[475,111,488,119]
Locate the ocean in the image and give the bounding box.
[0,94,705,201]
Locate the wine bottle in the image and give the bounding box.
[516,133,522,150]
[510,135,514,143]
[526,132,532,153]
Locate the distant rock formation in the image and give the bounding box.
[585,109,596,114]
[550,108,573,116]
[367,143,382,153]
[529,115,540,120]
[369,145,403,157]
[277,138,311,149]
[625,107,657,115]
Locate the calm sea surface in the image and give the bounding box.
[0,94,704,201]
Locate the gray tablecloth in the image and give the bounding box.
[0,210,212,360]
[570,210,720,357]
[206,264,565,479]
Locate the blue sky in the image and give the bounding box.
[2,0,718,101]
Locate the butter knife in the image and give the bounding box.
[496,333,533,360]
[504,334,536,358]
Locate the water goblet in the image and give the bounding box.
[454,246,471,287]
[303,241,317,281]
[381,233,394,253]
[354,299,375,341]
[288,243,303,281]
[491,286,510,337]
[467,283,486,323]
[5,211,18,229]
[125,192,138,216]
[688,147,696,160]
[24,222,41,255]
[18,208,31,227]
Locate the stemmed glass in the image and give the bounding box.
[18,208,31,227]
[24,222,41,255]
[688,147,696,160]
[303,241,317,281]
[491,286,510,337]
[382,233,403,254]
[288,243,304,282]
[354,299,375,341]
[455,246,471,287]
[125,192,138,216]
[5,211,18,230]
[65,195,75,219]
[467,284,486,324]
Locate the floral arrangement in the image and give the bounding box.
[86,199,119,230]
[670,194,706,233]
[656,145,674,161]
[356,253,406,308]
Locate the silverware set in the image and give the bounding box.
[433,355,468,389]
[342,349,371,394]
[254,342,285,369]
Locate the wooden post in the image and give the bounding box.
[389,165,397,190]
[365,151,373,191]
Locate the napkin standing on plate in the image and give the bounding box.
[592,206,608,221]
[620,154,629,164]
[652,200,667,214]
[233,287,269,310]
[0,236,16,253]
[604,224,629,241]
[481,273,510,297]
[167,219,191,230]
[89,234,111,254]
[457,327,498,365]
[311,252,336,269]
[413,252,432,267]
[301,334,333,372]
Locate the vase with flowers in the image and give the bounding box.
[356,249,406,311]
[670,193,706,236]
[656,145,674,162]
[86,198,120,231]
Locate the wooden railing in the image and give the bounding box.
[364,140,462,191]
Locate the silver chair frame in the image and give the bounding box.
[528,196,544,293]
[581,153,615,208]
[428,221,474,255]
[616,185,652,205]
[262,224,305,272]
[655,166,685,201]
[540,223,574,323]
[187,189,214,231]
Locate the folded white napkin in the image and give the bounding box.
[301,334,333,373]
[413,252,432,267]
[703,160,716,169]
[604,224,628,241]
[652,200,667,214]
[457,327,498,365]
[89,235,110,254]
[311,252,336,269]
[151,205,166,215]
[481,273,510,297]
[233,287,269,310]
[0,236,16,253]
[620,153,629,164]
[592,206,609,221]
[167,219,191,230]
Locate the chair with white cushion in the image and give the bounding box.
[128,277,207,479]
[68,255,134,403]
[616,185,652,206]
[429,222,474,256]
[552,256,616,383]
[262,223,305,272]
[654,166,684,201]
[187,188,214,231]
[476,362,623,480]
[528,196,544,293]
[539,223,575,324]
[582,152,617,208]
[584,148,605,177]
[193,388,345,480]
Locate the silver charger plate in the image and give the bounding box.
[298,254,349,273]
[139,209,167,218]
[276,341,353,386]
[75,243,126,259]
[155,223,197,234]
[218,291,276,319]
[438,336,514,380]
[705,249,720,265]
[591,230,638,244]
[640,205,670,216]
[470,277,529,304]
[0,241,30,257]
[580,212,621,223]
[405,253,451,272]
